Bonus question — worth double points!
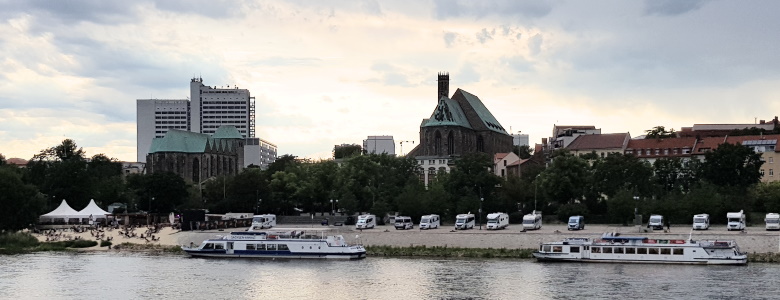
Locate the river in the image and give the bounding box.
[1,252,778,299]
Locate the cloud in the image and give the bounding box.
[644,0,708,16]
[527,33,543,55]
[433,0,552,19]
[476,28,495,44]
[443,31,459,47]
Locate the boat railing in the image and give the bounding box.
[699,240,737,248]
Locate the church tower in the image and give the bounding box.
[437,72,449,100]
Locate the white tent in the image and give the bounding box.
[39,200,81,223]
[78,199,112,221]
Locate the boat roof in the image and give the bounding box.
[601,236,647,241]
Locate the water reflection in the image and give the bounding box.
[3,253,780,299]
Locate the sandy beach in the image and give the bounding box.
[31,223,780,254]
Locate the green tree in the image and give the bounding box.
[0,167,46,231]
[645,126,677,138]
[333,144,363,159]
[753,182,780,213]
[700,143,763,189]
[126,172,188,213]
[512,145,533,159]
[590,153,653,199]
[538,152,589,206]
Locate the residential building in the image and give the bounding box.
[678,117,778,138]
[549,125,601,150]
[494,152,520,178]
[566,133,631,158]
[416,156,452,184]
[624,137,697,165]
[363,136,395,155]
[692,135,780,183]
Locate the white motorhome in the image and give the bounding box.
[765,213,780,231]
[727,210,746,231]
[355,214,376,229]
[394,216,414,230]
[486,212,509,230]
[648,214,664,230]
[250,214,276,230]
[692,214,710,230]
[454,213,475,230]
[522,210,542,230]
[419,214,440,229]
[567,215,585,230]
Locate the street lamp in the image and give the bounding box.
[633,196,640,225]
[330,199,338,215]
[479,197,484,230]
[256,198,262,214]
[149,197,155,212]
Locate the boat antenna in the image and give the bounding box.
[688,229,693,243]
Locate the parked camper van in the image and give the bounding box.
[692,214,710,230]
[522,210,542,230]
[251,214,276,230]
[727,210,746,231]
[486,212,509,230]
[766,213,780,231]
[648,214,664,230]
[419,214,440,230]
[455,213,475,230]
[568,215,585,230]
[355,214,376,229]
[394,216,414,230]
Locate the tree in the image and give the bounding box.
[699,143,763,189]
[333,144,363,159]
[126,172,188,213]
[264,154,299,177]
[645,126,677,138]
[538,153,589,206]
[590,153,653,199]
[512,145,533,159]
[0,167,45,231]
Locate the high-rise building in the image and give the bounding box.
[362,136,395,155]
[137,78,275,169]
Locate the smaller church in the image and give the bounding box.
[407,73,513,185]
[146,126,246,184]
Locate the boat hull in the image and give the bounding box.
[532,252,747,265]
[184,250,366,260]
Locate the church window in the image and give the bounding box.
[435,131,442,156]
[447,132,454,155]
[477,136,485,152]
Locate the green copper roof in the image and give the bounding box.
[148,127,237,154]
[422,96,473,129]
[459,89,508,134]
[212,126,243,139]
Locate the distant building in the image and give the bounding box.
[494,152,520,178]
[565,133,631,158]
[549,125,601,150]
[363,136,395,155]
[678,117,778,138]
[136,78,276,167]
[513,133,529,147]
[121,162,145,176]
[244,138,277,169]
[407,73,513,186]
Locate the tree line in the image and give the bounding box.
[2,138,780,231]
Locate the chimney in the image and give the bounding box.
[437,72,449,101]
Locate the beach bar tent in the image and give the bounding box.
[78,199,112,224]
[39,200,82,224]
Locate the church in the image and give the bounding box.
[407,73,513,185]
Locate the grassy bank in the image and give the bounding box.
[366,245,536,259]
[112,242,184,254]
[0,232,98,254]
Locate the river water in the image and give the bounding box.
[2,252,779,299]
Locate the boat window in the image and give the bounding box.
[278,244,289,251]
[637,248,647,254]
[626,248,636,254]
[649,248,659,255]
[267,244,277,250]
[257,244,266,251]
[661,248,671,255]
[584,246,589,250]
[246,244,255,250]
[553,246,562,253]
[543,245,551,252]
[570,246,580,253]
[214,243,225,250]
[614,247,624,254]
[592,247,601,253]
[673,248,683,255]
[203,243,214,250]
[603,247,613,254]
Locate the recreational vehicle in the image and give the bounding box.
[394,216,414,230]
[522,210,542,230]
[455,213,475,230]
[727,210,746,231]
[486,212,509,230]
[355,214,376,230]
[692,214,709,230]
[648,214,664,230]
[766,213,780,231]
[567,215,585,230]
[419,214,440,229]
[250,214,276,230]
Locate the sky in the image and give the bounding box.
[2,0,780,162]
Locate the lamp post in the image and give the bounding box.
[330,199,338,215]
[534,176,539,212]
[479,197,484,230]
[149,197,154,212]
[256,198,262,215]
[633,196,640,226]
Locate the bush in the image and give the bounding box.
[556,203,590,222]
[100,240,112,247]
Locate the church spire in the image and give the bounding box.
[437,72,449,101]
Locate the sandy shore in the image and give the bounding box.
[32,223,780,253]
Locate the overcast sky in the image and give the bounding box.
[2,0,779,162]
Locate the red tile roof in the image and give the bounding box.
[566,133,630,150]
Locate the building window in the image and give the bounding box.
[476,136,485,152]
[503,160,507,167]
[447,132,455,155]
[770,157,774,164]
[434,131,442,156]
[761,169,765,176]
[429,160,435,165]
[771,169,775,177]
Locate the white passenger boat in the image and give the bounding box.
[182,228,366,259]
[533,232,747,265]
